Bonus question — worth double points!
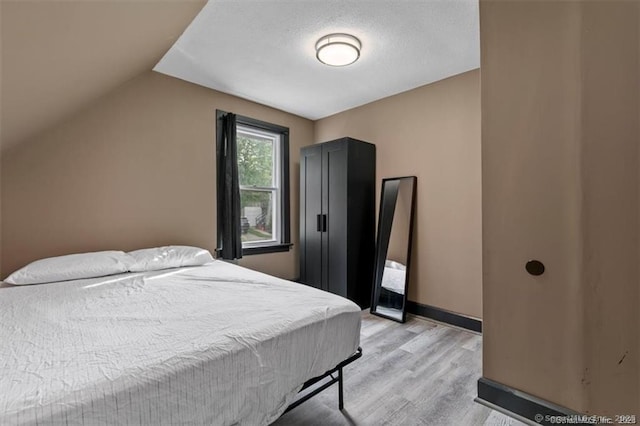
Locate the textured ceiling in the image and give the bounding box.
[0,0,206,152]
[155,0,480,120]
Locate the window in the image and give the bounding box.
[237,125,281,246]
[216,111,291,256]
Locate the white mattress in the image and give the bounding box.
[0,261,361,425]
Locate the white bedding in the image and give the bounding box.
[381,266,406,295]
[0,261,361,426]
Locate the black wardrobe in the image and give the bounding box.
[299,137,376,308]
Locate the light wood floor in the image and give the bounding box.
[273,311,525,426]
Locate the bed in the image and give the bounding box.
[0,259,362,425]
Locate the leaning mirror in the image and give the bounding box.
[371,176,417,323]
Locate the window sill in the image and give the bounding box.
[242,243,293,256]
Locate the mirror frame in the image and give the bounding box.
[370,176,417,323]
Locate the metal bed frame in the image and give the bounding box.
[284,347,363,413]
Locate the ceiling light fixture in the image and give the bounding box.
[315,33,361,67]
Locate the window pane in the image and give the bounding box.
[240,190,275,244]
[237,133,274,187]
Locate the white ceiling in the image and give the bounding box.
[154,0,480,120]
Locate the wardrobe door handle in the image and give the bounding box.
[317,214,323,232]
[322,214,327,232]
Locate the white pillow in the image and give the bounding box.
[385,260,406,271]
[127,246,214,272]
[4,251,134,285]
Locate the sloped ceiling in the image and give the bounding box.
[1,0,480,151]
[155,0,480,120]
[0,0,206,152]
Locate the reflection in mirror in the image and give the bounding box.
[371,176,416,323]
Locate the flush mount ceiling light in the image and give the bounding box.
[315,33,361,67]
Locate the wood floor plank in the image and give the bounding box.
[272,312,525,426]
[485,410,528,426]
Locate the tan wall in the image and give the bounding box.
[0,4,3,280]
[581,2,639,414]
[1,71,314,280]
[0,146,2,279]
[0,0,205,152]
[0,1,4,278]
[0,148,2,279]
[315,70,482,319]
[481,0,639,415]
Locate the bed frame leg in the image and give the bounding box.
[338,367,344,410]
[283,348,361,416]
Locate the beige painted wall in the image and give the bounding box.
[0,0,3,279]
[580,2,639,414]
[315,70,482,319]
[1,71,314,280]
[481,0,639,415]
[0,0,205,152]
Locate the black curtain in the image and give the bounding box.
[217,113,243,260]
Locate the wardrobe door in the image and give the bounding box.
[322,141,348,296]
[300,145,323,288]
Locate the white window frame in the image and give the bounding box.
[237,124,282,248]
